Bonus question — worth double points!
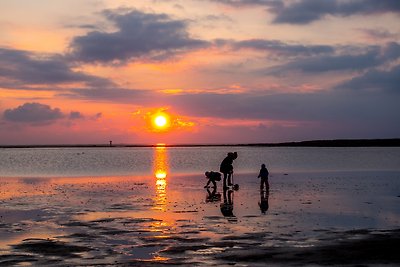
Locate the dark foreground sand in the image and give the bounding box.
[1,171,399,266]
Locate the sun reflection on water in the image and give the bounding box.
[153,145,168,211]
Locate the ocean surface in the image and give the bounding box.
[1,146,400,177]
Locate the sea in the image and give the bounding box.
[0,146,399,177]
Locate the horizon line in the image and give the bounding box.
[1,138,400,148]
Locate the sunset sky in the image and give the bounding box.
[1,0,399,145]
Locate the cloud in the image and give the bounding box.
[69,9,209,63]
[92,112,102,120]
[358,28,399,41]
[59,87,150,103]
[164,87,400,130]
[337,65,400,93]
[168,92,329,121]
[210,0,400,24]
[267,42,400,73]
[272,51,380,73]
[233,39,334,57]
[3,103,64,124]
[2,103,102,126]
[272,0,400,24]
[69,111,85,120]
[0,48,113,88]
[209,0,282,8]
[203,14,233,22]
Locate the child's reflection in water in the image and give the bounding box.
[206,187,221,203]
[259,188,270,214]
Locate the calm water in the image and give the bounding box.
[1,146,400,177]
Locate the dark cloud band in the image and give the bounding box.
[209,0,400,24]
[3,103,64,124]
[69,9,209,64]
[0,48,113,88]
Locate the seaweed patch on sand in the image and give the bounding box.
[12,238,91,258]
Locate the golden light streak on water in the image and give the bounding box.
[153,145,168,211]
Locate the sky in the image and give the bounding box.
[0,0,399,145]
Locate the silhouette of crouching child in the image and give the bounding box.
[204,171,222,188]
[258,164,269,190]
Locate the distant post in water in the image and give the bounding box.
[109,140,112,147]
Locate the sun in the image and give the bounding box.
[146,110,172,132]
[155,115,167,127]
[143,108,194,133]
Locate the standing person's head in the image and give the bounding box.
[261,164,266,169]
[233,152,238,160]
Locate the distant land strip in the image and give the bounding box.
[1,138,400,148]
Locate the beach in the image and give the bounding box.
[1,147,400,266]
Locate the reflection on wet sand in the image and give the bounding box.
[153,145,168,211]
[1,165,400,265]
[259,189,270,214]
[205,188,221,203]
[220,188,237,222]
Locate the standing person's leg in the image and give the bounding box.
[227,189,233,204]
[262,178,268,190]
[228,171,233,186]
[211,179,217,188]
[223,172,228,188]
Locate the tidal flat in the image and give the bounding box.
[1,170,399,266]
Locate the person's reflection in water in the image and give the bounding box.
[205,187,221,203]
[220,187,237,222]
[259,188,270,214]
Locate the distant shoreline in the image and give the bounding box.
[1,138,400,148]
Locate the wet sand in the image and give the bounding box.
[1,171,400,266]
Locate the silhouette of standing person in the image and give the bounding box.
[220,152,237,188]
[258,163,269,190]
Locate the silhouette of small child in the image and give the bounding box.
[204,171,221,188]
[258,164,269,190]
